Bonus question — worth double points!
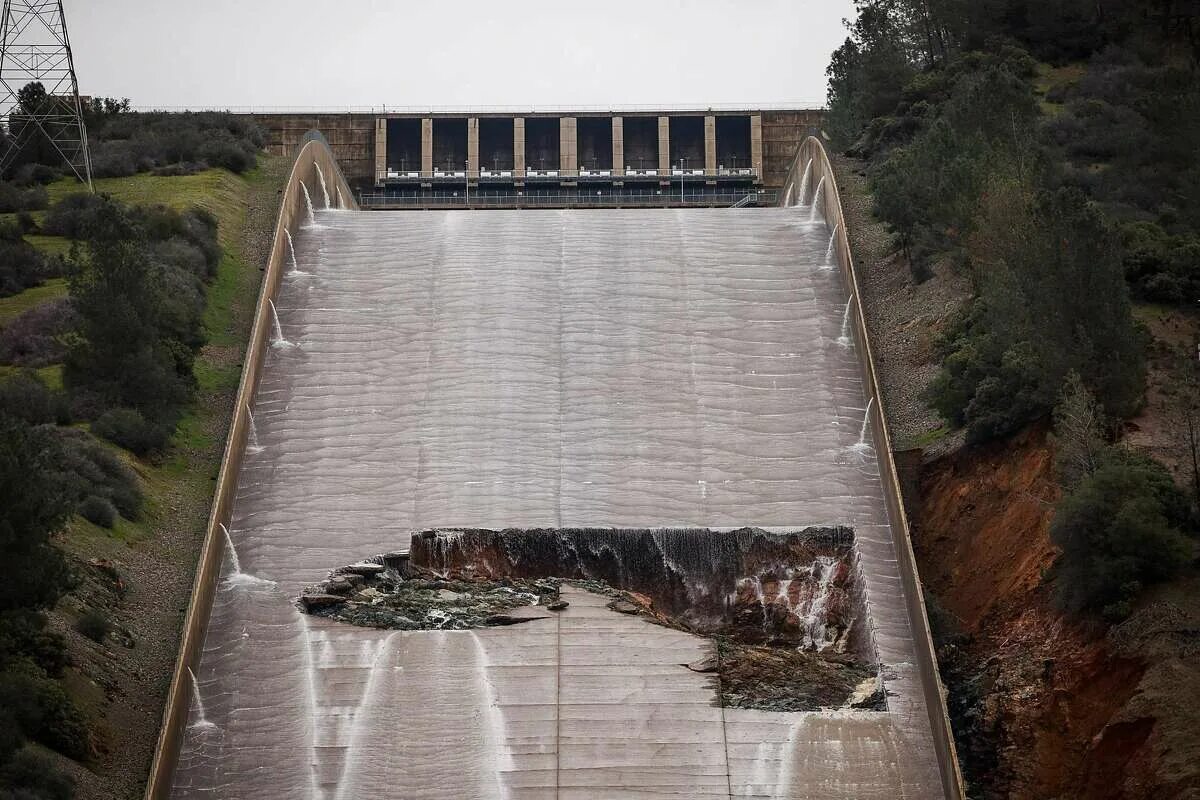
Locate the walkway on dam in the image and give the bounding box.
[172,206,945,798]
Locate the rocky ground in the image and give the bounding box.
[832,154,971,456]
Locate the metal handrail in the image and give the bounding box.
[358,191,773,209]
[130,102,826,115]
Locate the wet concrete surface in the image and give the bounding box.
[171,207,944,798]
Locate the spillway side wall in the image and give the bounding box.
[142,132,357,800]
[780,137,966,800]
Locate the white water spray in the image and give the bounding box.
[798,157,813,204]
[187,667,216,729]
[826,222,840,264]
[268,299,292,348]
[221,523,241,575]
[837,295,854,348]
[284,229,299,274]
[336,186,344,210]
[858,397,874,446]
[299,181,315,226]
[808,175,826,222]
[802,557,839,650]
[246,406,262,452]
[314,163,331,209]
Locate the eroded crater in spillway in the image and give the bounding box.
[299,527,885,712]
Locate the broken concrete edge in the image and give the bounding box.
[779,136,966,800]
[299,565,880,713]
[142,132,358,800]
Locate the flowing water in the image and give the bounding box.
[171,208,945,798]
[808,175,826,222]
[837,295,854,348]
[284,228,303,275]
[825,221,840,265]
[798,157,813,204]
[314,163,331,209]
[267,299,291,348]
[300,180,316,226]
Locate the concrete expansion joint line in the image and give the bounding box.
[555,605,562,799]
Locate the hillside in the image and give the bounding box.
[833,149,1200,799]
[0,158,287,799]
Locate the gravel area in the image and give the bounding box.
[55,156,288,800]
[831,154,971,458]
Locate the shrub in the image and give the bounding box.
[0,747,75,800]
[0,181,47,213]
[0,612,67,677]
[49,427,142,520]
[0,663,89,760]
[0,239,50,298]
[74,610,110,643]
[85,111,264,176]
[1052,448,1196,619]
[40,193,107,239]
[0,372,67,426]
[91,408,168,456]
[76,496,116,529]
[0,299,78,368]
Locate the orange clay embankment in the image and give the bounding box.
[913,427,1153,799]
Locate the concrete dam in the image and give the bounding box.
[151,133,962,799]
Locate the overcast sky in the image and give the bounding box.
[65,0,852,110]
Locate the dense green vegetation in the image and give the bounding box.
[0,86,268,798]
[826,0,1198,618]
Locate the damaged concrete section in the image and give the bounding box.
[301,527,883,712]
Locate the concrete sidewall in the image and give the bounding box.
[143,134,357,800]
[779,137,966,800]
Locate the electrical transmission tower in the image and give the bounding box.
[0,0,91,187]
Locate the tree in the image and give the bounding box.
[1052,371,1107,489]
[1052,447,1195,619]
[5,82,63,175]
[0,416,73,613]
[64,198,196,417]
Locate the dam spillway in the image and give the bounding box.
[170,204,947,797]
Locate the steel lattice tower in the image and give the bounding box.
[0,0,90,187]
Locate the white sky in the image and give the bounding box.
[65,0,852,109]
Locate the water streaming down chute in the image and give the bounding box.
[825,222,840,265]
[187,667,216,729]
[268,299,293,348]
[221,523,241,575]
[859,396,874,447]
[314,163,331,209]
[299,181,316,226]
[798,157,813,204]
[802,556,839,650]
[246,406,262,453]
[808,175,826,222]
[283,228,301,275]
[837,295,854,348]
